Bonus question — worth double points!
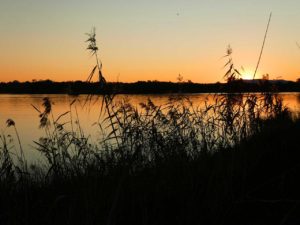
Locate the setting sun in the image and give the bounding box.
[241,70,255,80]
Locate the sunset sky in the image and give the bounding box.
[1,0,300,83]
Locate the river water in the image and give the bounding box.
[0,93,299,162]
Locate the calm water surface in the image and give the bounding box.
[1,93,299,162]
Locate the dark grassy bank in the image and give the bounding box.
[1,113,300,225]
[0,92,300,225]
[0,79,300,94]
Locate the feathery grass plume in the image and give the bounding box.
[86,27,98,54]
[6,119,15,127]
[85,27,106,88]
[32,97,52,128]
[85,27,120,148]
[221,46,245,138]
[223,45,241,83]
[33,98,92,177]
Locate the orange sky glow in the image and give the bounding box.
[1,0,300,83]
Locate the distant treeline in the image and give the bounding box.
[0,79,300,94]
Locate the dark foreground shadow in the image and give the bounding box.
[1,115,300,225]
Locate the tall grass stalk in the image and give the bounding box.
[253,12,272,79]
[85,27,120,148]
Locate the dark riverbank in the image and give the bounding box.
[1,79,300,94]
[1,114,300,225]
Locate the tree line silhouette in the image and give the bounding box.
[0,79,299,94]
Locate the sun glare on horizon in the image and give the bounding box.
[241,70,255,80]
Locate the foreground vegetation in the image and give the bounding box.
[1,90,300,225]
